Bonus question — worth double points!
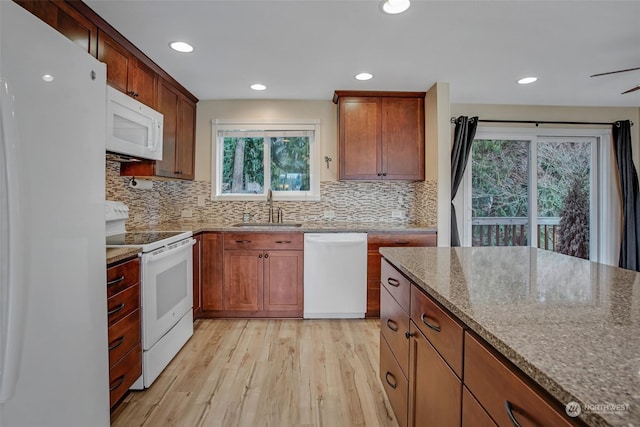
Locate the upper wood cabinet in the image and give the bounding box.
[334,91,426,181]
[97,31,158,108]
[155,79,196,179]
[15,0,98,55]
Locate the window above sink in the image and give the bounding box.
[212,119,321,202]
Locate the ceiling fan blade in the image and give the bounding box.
[621,85,640,94]
[591,67,640,77]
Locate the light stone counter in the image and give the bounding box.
[106,247,141,266]
[130,221,437,234]
[379,246,640,427]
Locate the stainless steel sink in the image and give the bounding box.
[233,222,302,227]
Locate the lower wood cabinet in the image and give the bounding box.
[380,259,579,427]
[408,322,461,427]
[199,232,303,318]
[192,233,202,318]
[367,232,436,317]
[106,256,142,409]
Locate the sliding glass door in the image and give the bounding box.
[457,128,605,261]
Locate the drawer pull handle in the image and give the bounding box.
[421,313,441,332]
[385,372,397,389]
[504,400,522,427]
[107,275,125,286]
[108,303,125,316]
[387,278,400,287]
[394,241,410,245]
[108,336,125,351]
[386,319,399,332]
[275,240,292,244]
[236,240,252,243]
[109,375,126,392]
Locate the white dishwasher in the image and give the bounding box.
[303,233,367,318]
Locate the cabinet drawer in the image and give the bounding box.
[107,258,140,297]
[109,343,142,408]
[411,286,463,378]
[462,386,497,427]
[380,285,409,378]
[107,283,139,326]
[224,232,303,250]
[381,258,410,312]
[368,233,436,251]
[380,334,408,427]
[464,333,574,427]
[108,309,141,367]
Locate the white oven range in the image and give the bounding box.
[105,201,194,389]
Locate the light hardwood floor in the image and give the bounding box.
[111,319,399,427]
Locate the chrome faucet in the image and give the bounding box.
[267,189,274,223]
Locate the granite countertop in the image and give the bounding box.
[106,247,141,265]
[379,246,639,427]
[129,221,437,234]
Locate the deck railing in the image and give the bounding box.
[471,217,561,250]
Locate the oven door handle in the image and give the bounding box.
[144,238,196,264]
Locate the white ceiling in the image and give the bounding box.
[85,0,640,107]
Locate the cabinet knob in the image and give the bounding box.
[377,173,382,177]
[264,253,269,259]
[382,172,387,177]
[404,331,416,339]
[258,253,263,258]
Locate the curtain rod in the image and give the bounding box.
[449,117,634,127]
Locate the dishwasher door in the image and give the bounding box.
[303,233,367,319]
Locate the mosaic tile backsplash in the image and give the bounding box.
[106,161,437,228]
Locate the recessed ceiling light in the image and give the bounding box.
[42,74,54,82]
[381,0,411,15]
[355,72,374,81]
[251,83,267,91]
[518,77,538,85]
[169,41,194,53]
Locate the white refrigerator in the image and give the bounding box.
[0,2,110,426]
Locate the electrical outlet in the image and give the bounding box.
[391,210,404,219]
[181,209,193,218]
[197,195,206,207]
[323,210,336,219]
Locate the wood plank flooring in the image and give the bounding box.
[111,319,399,427]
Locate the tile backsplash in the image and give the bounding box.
[106,161,437,228]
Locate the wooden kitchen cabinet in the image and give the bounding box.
[15,0,97,55]
[119,78,196,180]
[97,31,158,108]
[192,233,202,318]
[380,259,580,427]
[464,332,574,427]
[408,322,462,427]
[216,232,303,318]
[367,233,436,317]
[201,232,224,312]
[333,91,425,181]
[106,256,142,409]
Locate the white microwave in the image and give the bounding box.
[106,86,163,161]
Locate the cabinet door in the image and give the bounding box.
[263,250,303,312]
[130,58,158,108]
[176,96,196,179]
[156,79,179,177]
[192,234,202,317]
[16,0,97,56]
[97,31,129,95]
[381,97,425,180]
[338,97,381,180]
[223,250,263,311]
[408,323,461,427]
[201,233,223,311]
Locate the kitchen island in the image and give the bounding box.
[380,246,639,427]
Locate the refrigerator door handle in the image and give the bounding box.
[0,78,27,403]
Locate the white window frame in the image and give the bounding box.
[455,127,618,264]
[211,119,321,201]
